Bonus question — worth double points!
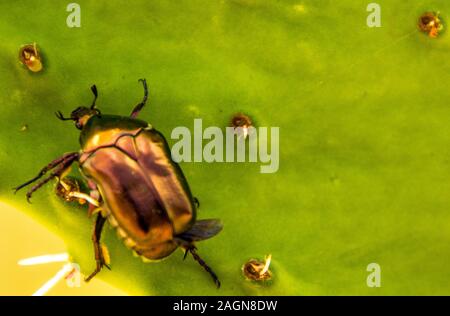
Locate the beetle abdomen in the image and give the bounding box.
[107,212,178,261]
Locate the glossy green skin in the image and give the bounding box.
[79,114,196,260]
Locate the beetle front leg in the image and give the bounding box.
[130,79,149,118]
[85,213,111,282]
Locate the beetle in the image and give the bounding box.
[14,79,223,287]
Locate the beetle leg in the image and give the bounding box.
[180,243,221,288]
[15,153,79,203]
[130,79,149,118]
[85,213,111,282]
[14,152,79,195]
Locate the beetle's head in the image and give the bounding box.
[55,85,101,130]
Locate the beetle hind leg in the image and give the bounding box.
[85,214,111,282]
[130,78,149,118]
[177,239,220,288]
[182,245,221,288]
[175,220,222,287]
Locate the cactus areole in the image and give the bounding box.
[14,79,223,287]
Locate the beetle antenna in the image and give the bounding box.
[90,85,98,109]
[55,111,72,121]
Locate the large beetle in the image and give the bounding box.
[15,80,222,287]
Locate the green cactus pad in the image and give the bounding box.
[1,0,450,295]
